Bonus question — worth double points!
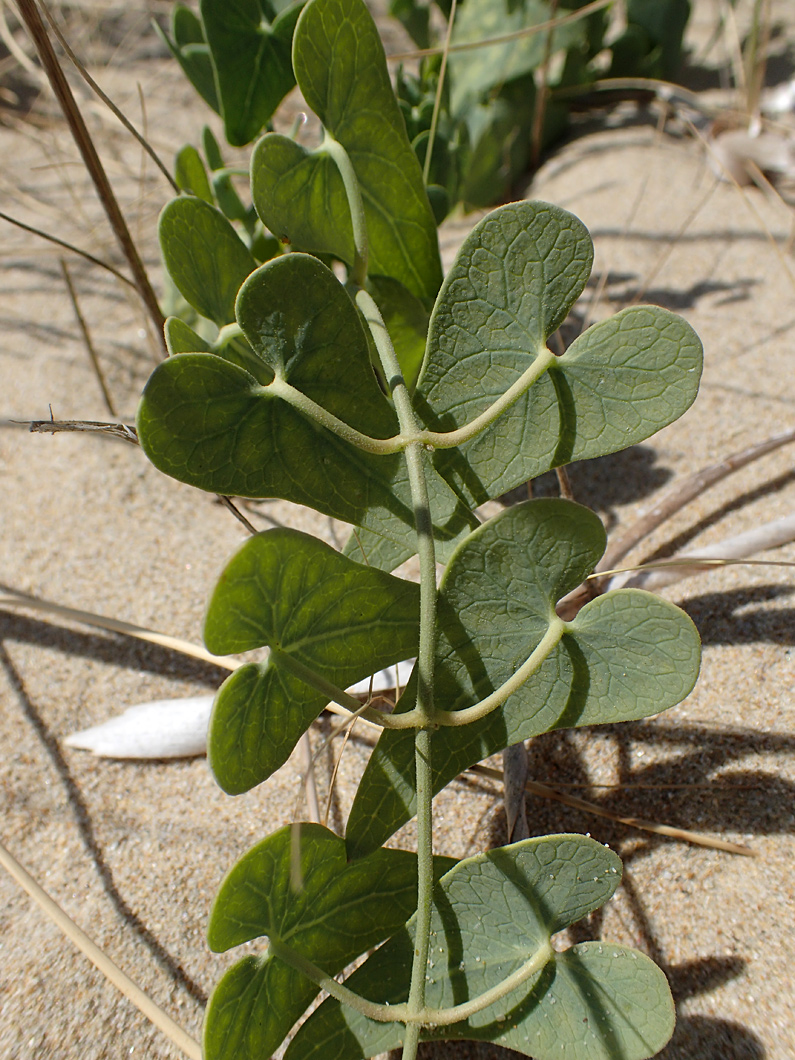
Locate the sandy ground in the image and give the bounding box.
[0,2,793,1058]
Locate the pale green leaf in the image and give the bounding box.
[418,201,702,507]
[346,500,700,854]
[449,0,586,117]
[286,836,674,1060]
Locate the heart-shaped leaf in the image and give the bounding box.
[417,201,702,508]
[159,197,257,327]
[204,824,454,1060]
[199,0,303,147]
[286,835,674,1060]
[251,0,442,301]
[203,528,419,793]
[346,500,700,855]
[140,253,477,547]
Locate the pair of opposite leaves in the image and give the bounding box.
[202,498,700,856]
[138,198,702,571]
[203,825,675,1060]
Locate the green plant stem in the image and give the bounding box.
[269,344,558,455]
[422,0,457,187]
[354,287,437,1060]
[271,648,419,731]
[320,131,369,286]
[268,934,554,1028]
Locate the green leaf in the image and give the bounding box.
[204,824,451,1060]
[203,528,419,793]
[418,201,702,507]
[174,145,214,203]
[199,0,303,147]
[346,500,701,855]
[163,317,213,355]
[159,197,257,327]
[449,0,586,118]
[139,253,476,549]
[286,836,674,1060]
[251,0,442,301]
[156,5,219,114]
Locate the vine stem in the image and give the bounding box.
[355,288,437,1060]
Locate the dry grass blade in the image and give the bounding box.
[15,0,166,349]
[598,426,795,578]
[388,0,611,61]
[38,0,177,192]
[60,257,117,416]
[0,207,137,287]
[602,513,795,591]
[0,839,202,1060]
[24,417,138,441]
[0,587,239,671]
[468,764,757,858]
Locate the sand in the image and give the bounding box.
[0,2,793,1058]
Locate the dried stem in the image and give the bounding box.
[38,0,178,193]
[14,0,166,351]
[469,765,756,858]
[0,208,137,287]
[60,258,117,417]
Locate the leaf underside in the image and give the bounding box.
[286,835,674,1060]
[346,500,701,855]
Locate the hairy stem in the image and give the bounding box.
[268,935,554,1029]
[355,288,437,1060]
[433,618,565,727]
[266,345,558,456]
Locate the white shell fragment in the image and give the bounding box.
[64,696,214,759]
[64,660,417,760]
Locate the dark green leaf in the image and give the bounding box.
[159,197,257,326]
[287,836,674,1060]
[164,317,213,355]
[157,5,219,113]
[204,824,442,1060]
[251,0,442,301]
[203,528,419,792]
[199,0,303,146]
[346,500,700,855]
[139,253,476,549]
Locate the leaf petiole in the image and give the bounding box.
[319,130,369,286]
[269,935,555,1029]
[432,617,566,727]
